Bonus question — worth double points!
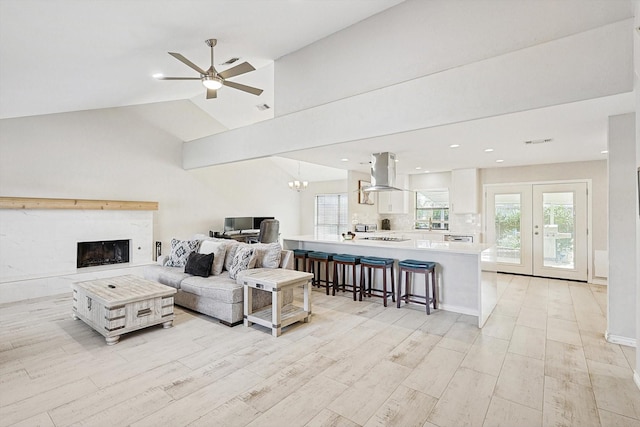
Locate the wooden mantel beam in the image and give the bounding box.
[0,197,158,211]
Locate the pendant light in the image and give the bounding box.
[288,162,308,192]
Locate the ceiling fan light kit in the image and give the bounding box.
[156,38,263,99]
[202,75,223,90]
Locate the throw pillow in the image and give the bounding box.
[166,238,199,267]
[223,241,241,271]
[228,246,257,280]
[252,242,282,269]
[184,252,214,277]
[198,240,227,276]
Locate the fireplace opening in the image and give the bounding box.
[77,239,130,268]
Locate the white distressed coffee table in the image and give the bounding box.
[241,269,313,337]
[71,275,176,345]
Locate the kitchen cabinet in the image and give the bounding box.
[378,174,409,214]
[451,168,478,213]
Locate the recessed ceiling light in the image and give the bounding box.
[600,150,608,154]
[496,159,504,163]
[450,144,460,148]
[524,138,552,145]
[152,73,163,79]
[484,148,494,152]
[424,170,430,174]
[415,166,421,170]
[341,158,349,162]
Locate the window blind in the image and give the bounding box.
[315,193,349,235]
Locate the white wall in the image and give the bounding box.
[298,179,348,235]
[348,170,379,230]
[607,113,637,345]
[275,0,632,116]
[0,106,301,280]
[633,0,640,389]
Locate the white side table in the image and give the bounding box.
[240,269,313,337]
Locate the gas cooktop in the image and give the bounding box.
[362,236,410,242]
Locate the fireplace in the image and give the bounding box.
[77,239,130,268]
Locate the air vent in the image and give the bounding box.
[256,103,270,111]
[524,138,553,145]
[221,57,240,65]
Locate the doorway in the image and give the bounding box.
[486,182,588,281]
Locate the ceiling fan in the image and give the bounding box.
[156,39,263,99]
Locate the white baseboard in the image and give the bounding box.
[589,278,608,286]
[605,331,637,347]
[439,303,478,318]
[635,371,640,391]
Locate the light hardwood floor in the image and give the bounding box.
[1,274,639,426]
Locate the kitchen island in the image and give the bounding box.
[283,235,497,327]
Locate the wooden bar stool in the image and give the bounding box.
[293,249,312,272]
[332,254,362,301]
[397,259,437,314]
[359,257,395,307]
[308,251,335,295]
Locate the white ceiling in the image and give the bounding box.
[0,0,403,121]
[0,0,635,181]
[280,92,635,176]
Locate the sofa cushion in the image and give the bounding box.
[184,252,214,277]
[180,274,244,304]
[198,240,227,276]
[252,242,282,269]
[223,240,241,271]
[166,238,199,267]
[143,265,190,289]
[228,246,256,280]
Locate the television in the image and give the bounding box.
[223,217,253,232]
[253,216,275,229]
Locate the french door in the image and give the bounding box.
[486,182,588,281]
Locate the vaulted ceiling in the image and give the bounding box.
[0,0,635,181]
[0,0,402,123]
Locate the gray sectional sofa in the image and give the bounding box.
[143,236,294,326]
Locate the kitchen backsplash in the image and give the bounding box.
[378,213,482,234]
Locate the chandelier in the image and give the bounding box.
[288,162,308,192]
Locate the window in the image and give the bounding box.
[315,193,349,235]
[415,189,449,230]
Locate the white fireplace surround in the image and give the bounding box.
[0,209,154,284]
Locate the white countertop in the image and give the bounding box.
[283,234,493,255]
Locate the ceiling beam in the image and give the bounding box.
[183,20,633,170]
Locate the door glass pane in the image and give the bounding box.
[542,192,575,269]
[495,194,521,264]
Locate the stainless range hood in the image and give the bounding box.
[364,152,403,192]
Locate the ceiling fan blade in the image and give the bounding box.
[168,52,207,75]
[218,62,255,79]
[223,80,263,96]
[156,76,201,80]
[206,88,217,99]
